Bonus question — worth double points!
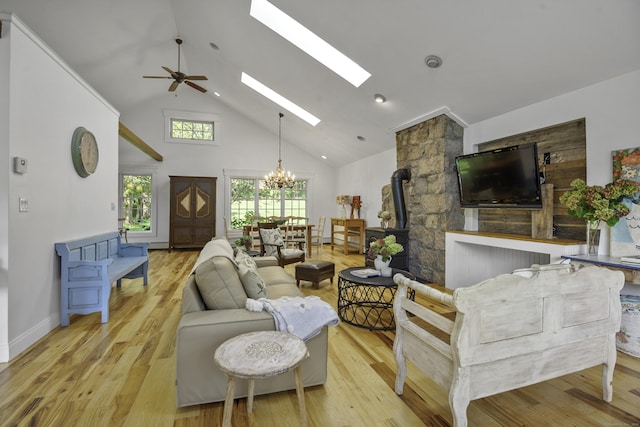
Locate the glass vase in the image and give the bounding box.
[587,223,601,255]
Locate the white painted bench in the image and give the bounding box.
[393,264,624,427]
[55,231,149,326]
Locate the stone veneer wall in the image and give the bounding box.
[390,114,464,285]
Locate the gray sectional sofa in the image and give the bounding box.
[175,237,329,407]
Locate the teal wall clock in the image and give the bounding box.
[71,127,99,177]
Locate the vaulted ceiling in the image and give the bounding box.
[3,0,640,166]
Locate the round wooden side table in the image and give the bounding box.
[214,331,309,427]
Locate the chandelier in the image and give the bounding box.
[264,112,295,189]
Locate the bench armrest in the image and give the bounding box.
[120,242,150,257]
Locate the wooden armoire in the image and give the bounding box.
[169,176,216,250]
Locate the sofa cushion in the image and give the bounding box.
[259,228,285,257]
[266,283,304,299]
[258,265,296,286]
[191,237,237,274]
[194,256,247,310]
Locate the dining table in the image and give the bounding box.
[243,223,315,257]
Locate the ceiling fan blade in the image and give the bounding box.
[143,75,172,79]
[168,81,180,92]
[162,66,179,79]
[185,75,208,81]
[185,81,207,93]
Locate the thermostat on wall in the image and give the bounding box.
[13,157,28,174]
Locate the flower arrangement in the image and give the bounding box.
[560,178,638,227]
[560,178,638,253]
[367,235,404,262]
[234,235,252,250]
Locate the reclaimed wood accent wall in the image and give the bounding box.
[476,118,586,240]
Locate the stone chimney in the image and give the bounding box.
[394,114,464,285]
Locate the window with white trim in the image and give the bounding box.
[230,177,307,228]
[163,109,221,145]
[119,166,158,237]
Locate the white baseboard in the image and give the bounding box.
[6,313,59,362]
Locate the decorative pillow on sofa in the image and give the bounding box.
[259,228,285,257]
[235,250,267,298]
[238,263,267,299]
[194,256,247,310]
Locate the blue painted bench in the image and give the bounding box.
[55,231,150,326]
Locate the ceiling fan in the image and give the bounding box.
[143,38,208,93]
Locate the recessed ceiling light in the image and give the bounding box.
[250,0,371,87]
[241,72,321,126]
[209,42,220,51]
[374,94,386,103]
[425,55,442,68]
[321,155,327,160]
[214,91,221,97]
[357,136,366,142]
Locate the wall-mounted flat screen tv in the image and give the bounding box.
[455,142,542,209]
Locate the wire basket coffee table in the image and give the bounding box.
[337,267,415,330]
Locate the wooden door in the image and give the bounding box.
[169,176,216,249]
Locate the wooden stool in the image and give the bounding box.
[214,331,309,427]
[295,260,335,289]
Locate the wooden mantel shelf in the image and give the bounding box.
[118,122,163,161]
[446,230,584,246]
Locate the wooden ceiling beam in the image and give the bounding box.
[118,121,163,161]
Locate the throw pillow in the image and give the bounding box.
[236,250,259,269]
[259,228,285,257]
[238,263,267,299]
[194,257,247,310]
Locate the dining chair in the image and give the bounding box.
[309,215,326,255]
[257,222,306,268]
[286,216,308,250]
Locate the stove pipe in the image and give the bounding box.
[391,168,411,229]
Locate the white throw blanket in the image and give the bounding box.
[246,296,339,341]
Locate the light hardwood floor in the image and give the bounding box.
[1,247,639,426]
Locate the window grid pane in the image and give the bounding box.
[121,174,152,232]
[171,118,214,141]
[231,178,307,226]
[230,178,256,228]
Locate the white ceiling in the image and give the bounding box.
[2,0,640,166]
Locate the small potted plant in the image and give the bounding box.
[234,235,253,251]
[368,235,404,270]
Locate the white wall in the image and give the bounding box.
[463,70,640,231]
[0,15,119,361]
[465,70,640,185]
[335,148,397,227]
[118,90,336,246]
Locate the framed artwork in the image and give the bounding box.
[610,147,640,256]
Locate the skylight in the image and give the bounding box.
[250,0,371,88]
[241,72,321,126]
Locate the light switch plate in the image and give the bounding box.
[19,197,28,212]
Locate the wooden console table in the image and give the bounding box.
[330,218,365,255]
